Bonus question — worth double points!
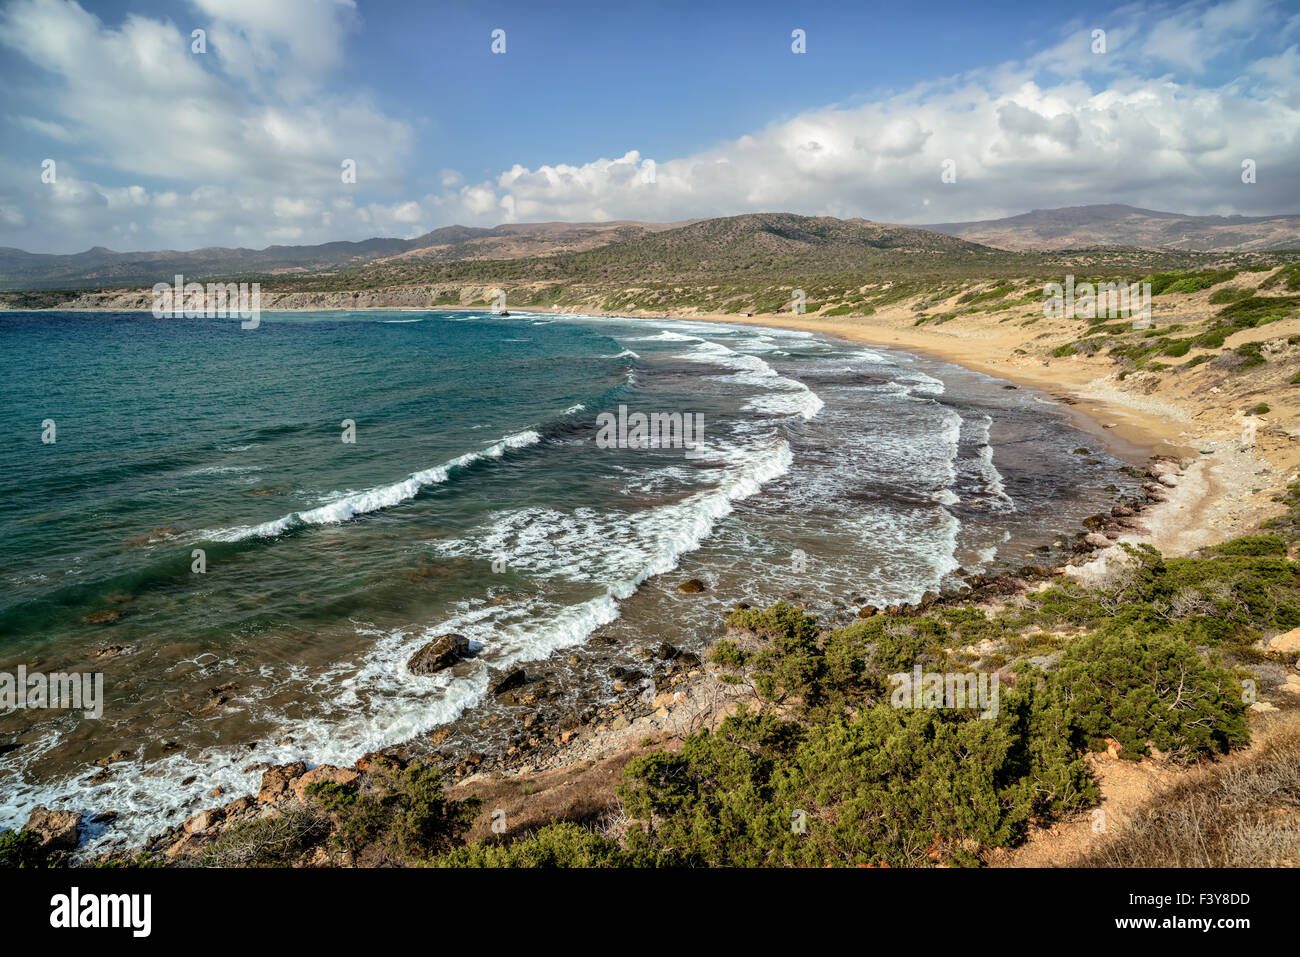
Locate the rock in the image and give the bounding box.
[164,835,196,860]
[1072,447,1091,455]
[652,691,683,710]
[82,610,119,625]
[93,645,130,658]
[1083,532,1113,549]
[23,806,81,851]
[257,761,306,803]
[1250,701,1279,713]
[1280,675,1300,695]
[355,752,404,774]
[488,668,528,696]
[654,642,699,665]
[857,605,878,618]
[94,748,132,767]
[223,796,255,817]
[1266,627,1300,655]
[292,765,360,800]
[676,578,707,594]
[1158,474,1178,488]
[1111,505,1135,517]
[182,808,224,833]
[406,633,470,675]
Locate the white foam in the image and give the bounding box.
[198,431,542,542]
[677,339,825,421]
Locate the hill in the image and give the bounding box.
[923,204,1300,252]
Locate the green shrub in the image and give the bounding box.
[617,685,1093,867]
[726,602,827,706]
[1051,630,1248,762]
[308,762,479,862]
[0,829,47,868]
[1208,535,1288,557]
[1233,342,1266,368]
[1146,270,1237,296]
[709,639,749,668]
[431,822,625,867]
[1209,286,1254,305]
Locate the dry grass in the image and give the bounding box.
[199,804,330,867]
[1073,713,1300,867]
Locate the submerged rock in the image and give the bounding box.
[676,578,707,593]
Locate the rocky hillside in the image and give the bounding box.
[924,205,1300,253]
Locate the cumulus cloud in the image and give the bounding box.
[0,0,410,249]
[0,0,1297,253]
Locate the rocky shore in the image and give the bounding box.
[10,446,1222,866]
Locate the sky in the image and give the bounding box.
[0,0,1298,253]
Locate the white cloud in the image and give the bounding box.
[0,0,409,188]
[0,0,1298,253]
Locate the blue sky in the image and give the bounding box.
[1,0,1298,252]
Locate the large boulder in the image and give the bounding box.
[1266,627,1300,655]
[182,808,224,834]
[23,806,81,851]
[407,633,470,675]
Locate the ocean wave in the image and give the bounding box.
[197,430,542,542]
[677,338,825,421]
[625,331,699,342]
[183,464,263,476]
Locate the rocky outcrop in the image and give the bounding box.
[257,761,307,803]
[23,806,81,851]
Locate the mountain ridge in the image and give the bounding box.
[3,205,1300,290]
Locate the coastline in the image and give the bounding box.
[12,303,1295,864]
